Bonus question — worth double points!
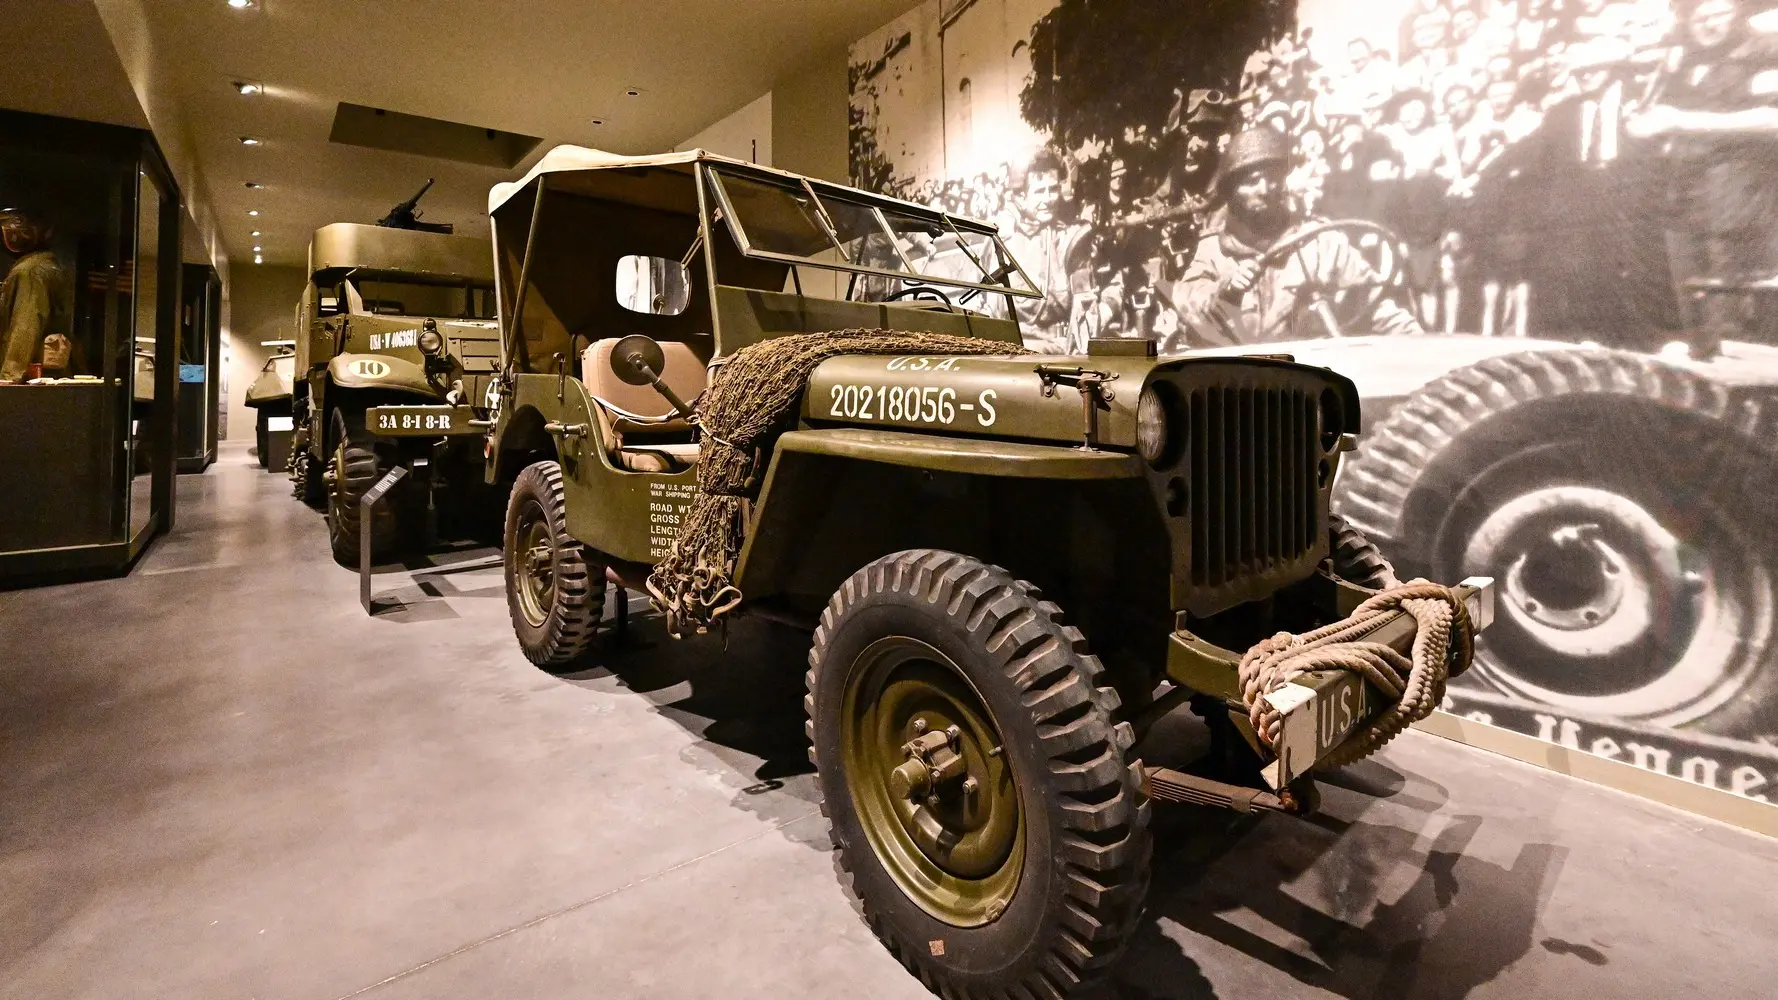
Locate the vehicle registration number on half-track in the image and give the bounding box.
[366,405,476,437]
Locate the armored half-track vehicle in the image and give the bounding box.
[243,345,295,470]
[480,147,1491,999]
[288,222,500,564]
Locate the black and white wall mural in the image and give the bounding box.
[851,0,1778,805]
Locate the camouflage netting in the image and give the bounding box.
[646,328,1032,637]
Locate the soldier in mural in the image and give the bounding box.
[1171,126,1425,346]
[851,0,1778,804]
[999,150,1081,352]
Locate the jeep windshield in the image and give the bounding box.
[348,274,497,320]
[706,165,1040,302]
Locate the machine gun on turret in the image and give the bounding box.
[376,178,454,234]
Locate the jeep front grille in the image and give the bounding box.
[1188,384,1320,589]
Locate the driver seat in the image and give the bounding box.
[581,338,707,473]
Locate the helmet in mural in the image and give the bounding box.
[1182,89,1234,130]
[1216,127,1291,192]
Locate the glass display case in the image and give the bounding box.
[177,263,221,472]
[0,109,182,584]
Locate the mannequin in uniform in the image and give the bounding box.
[0,204,72,382]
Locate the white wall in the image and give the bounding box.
[675,92,774,165]
[223,264,305,442]
[773,45,849,182]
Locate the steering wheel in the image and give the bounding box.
[885,284,957,309]
[1255,219,1412,338]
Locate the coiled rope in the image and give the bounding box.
[1238,581,1474,768]
[646,328,1030,637]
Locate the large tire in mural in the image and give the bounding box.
[1329,512,1398,591]
[806,550,1150,1000]
[1337,348,1778,740]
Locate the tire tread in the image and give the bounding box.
[806,548,1150,1000]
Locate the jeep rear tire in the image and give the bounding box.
[504,461,606,670]
[806,549,1150,1000]
[326,407,401,566]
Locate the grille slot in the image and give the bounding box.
[1186,382,1320,589]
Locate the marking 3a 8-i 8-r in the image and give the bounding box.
[825,356,998,428]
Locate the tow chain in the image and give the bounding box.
[1238,581,1475,769]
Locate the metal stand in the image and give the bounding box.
[359,466,409,615]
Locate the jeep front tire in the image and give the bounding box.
[504,461,606,670]
[806,549,1151,999]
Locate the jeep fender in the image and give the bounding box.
[733,428,1169,644]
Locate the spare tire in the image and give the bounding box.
[1336,348,1778,739]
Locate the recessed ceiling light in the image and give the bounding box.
[589,118,606,126]
[244,181,262,189]
[247,209,260,217]
[227,0,255,9]
[250,230,262,236]
[625,88,642,98]
[233,81,262,96]
[240,136,261,146]
[254,255,264,264]
[252,245,263,252]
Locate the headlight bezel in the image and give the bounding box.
[1137,382,1182,468]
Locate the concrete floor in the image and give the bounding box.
[4,441,1777,1000]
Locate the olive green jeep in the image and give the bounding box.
[289,222,502,564]
[480,147,1492,1000]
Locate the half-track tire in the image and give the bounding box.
[295,449,327,509]
[1337,347,1778,738]
[1329,512,1398,590]
[255,411,270,469]
[326,407,401,567]
[806,549,1151,1000]
[503,461,606,670]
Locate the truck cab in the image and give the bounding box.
[289,222,499,563]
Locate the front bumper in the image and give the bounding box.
[1167,576,1496,789]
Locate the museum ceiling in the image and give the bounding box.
[140,0,920,267]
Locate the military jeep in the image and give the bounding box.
[481,147,1490,999]
[289,222,501,563]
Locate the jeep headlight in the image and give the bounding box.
[1137,384,1178,466]
[418,326,445,356]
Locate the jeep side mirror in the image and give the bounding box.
[616,255,691,317]
[609,334,697,422]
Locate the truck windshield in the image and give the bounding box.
[352,278,496,320]
[707,165,1038,300]
[267,354,295,374]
